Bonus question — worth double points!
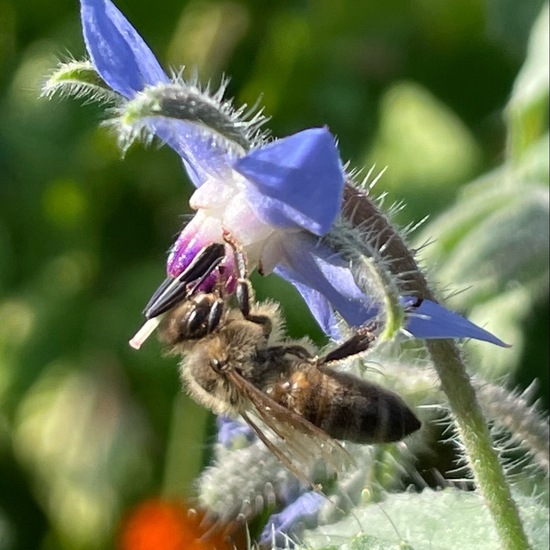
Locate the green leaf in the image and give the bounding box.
[365,82,480,216]
[300,489,549,550]
[413,132,548,380]
[506,2,549,160]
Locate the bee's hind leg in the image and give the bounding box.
[318,322,381,365]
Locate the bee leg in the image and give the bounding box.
[206,295,224,333]
[235,272,274,335]
[268,344,313,360]
[317,322,380,365]
[223,230,273,335]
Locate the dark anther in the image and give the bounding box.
[143,243,226,319]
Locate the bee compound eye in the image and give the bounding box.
[179,308,208,339]
[209,357,225,372]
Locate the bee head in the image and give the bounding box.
[159,293,223,345]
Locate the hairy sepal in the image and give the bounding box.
[41,60,120,104]
[109,80,268,154]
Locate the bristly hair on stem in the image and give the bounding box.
[42,62,271,157]
[476,380,549,476]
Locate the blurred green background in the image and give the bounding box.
[0,0,547,548]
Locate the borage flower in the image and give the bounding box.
[260,491,326,548]
[42,0,510,351]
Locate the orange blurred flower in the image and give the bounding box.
[119,499,246,550]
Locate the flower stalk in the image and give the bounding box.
[427,340,531,550]
[341,184,531,550]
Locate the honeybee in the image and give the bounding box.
[155,244,421,480]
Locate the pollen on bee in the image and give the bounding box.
[290,372,309,390]
[129,317,162,349]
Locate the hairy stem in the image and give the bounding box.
[342,182,531,550]
[427,340,531,550]
[476,381,549,474]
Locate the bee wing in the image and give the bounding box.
[225,370,354,482]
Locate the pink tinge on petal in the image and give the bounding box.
[165,210,240,296]
[167,212,224,277]
[218,252,238,295]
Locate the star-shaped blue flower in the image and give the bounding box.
[81,0,508,349]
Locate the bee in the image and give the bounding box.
[155,242,421,480]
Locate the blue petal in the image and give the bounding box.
[274,270,341,339]
[405,298,510,347]
[260,491,324,546]
[273,238,509,347]
[81,0,169,98]
[273,232,379,333]
[235,128,344,236]
[216,416,255,448]
[145,118,243,187]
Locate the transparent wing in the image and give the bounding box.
[226,370,354,483]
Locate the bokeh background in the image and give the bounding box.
[0,1,547,548]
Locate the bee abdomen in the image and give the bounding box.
[275,368,421,444]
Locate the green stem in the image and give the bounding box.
[342,183,531,549]
[427,340,531,550]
